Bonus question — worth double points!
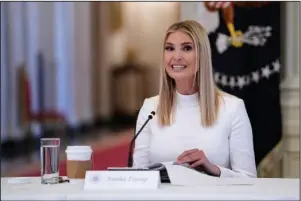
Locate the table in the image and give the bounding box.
[1,177,299,200]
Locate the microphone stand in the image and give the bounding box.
[127,111,155,167]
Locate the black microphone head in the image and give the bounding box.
[148,111,156,119]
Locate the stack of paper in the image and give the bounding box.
[165,164,254,186]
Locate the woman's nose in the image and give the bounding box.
[173,51,183,60]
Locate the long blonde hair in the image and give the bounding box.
[157,20,222,128]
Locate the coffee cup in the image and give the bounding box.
[65,146,93,184]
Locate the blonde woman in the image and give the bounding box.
[133,20,257,178]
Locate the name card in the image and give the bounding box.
[84,170,160,190]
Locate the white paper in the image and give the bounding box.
[165,164,254,186]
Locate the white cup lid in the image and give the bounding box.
[65,146,92,153]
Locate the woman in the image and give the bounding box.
[133,20,257,178]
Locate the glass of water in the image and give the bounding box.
[40,138,60,184]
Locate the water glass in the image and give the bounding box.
[40,138,60,184]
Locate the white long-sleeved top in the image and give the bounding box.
[133,91,257,178]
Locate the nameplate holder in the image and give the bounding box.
[84,170,160,190]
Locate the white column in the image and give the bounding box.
[54,2,77,126]
[97,2,111,120]
[24,2,40,136]
[280,2,300,178]
[55,2,93,126]
[54,2,69,125]
[281,2,300,88]
[1,3,8,141]
[38,2,56,112]
[6,2,26,140]
[74,2,93,123]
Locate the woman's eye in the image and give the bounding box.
[183,45,192,51]
[165,46,174,51]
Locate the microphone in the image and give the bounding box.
[127,111,156,167]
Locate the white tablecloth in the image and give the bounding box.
[1,177,299,200]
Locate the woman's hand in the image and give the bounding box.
[176,149,221,177]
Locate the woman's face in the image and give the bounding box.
[163,30,197,81]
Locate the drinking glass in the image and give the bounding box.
[40,138,60,184]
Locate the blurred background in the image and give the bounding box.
[1,2,299,178]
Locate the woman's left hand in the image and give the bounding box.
[176,149,221,177]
